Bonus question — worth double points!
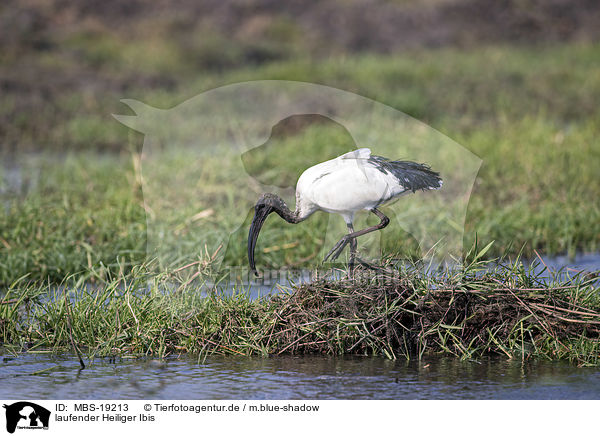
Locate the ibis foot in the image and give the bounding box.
[323,235,353,262]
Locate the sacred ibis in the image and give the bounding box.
[248,148,442,275]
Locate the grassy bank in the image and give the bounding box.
[2,1,599,285]
[2,43,600,284]
[0,154,146,284]
[2,2,599,372]
[2,115,599,284]
[1,258,599,365]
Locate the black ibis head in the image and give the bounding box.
[248,193,290,276]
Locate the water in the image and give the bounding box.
[534,252,600,272]
[1,353,599,400]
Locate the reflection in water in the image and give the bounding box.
[1,353,599,400]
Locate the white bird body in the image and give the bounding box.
[248,147,442,275]
[295,148,411,224]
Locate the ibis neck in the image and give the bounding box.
[257,193,312,224]
[271,199,302,224]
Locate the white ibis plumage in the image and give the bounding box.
[248,148,442,275]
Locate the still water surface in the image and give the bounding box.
[1,353,599,400]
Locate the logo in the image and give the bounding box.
[3,402,50,434]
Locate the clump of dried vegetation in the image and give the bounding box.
[199,262,600,365]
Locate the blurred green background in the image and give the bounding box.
[1,0,599,284]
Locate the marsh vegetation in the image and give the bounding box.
[1,0,599,363]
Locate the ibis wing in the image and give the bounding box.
[300,162,406,214]
[368,156,443,192]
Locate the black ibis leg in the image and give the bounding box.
[347,223,358,272]
[324,208,390,263]
[347,224,385,272]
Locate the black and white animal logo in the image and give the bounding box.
[3,402,50,434]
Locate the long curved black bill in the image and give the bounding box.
[248,205,273,276]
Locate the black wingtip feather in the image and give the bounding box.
[369,156,442,192]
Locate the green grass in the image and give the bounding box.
[4,42,600,151]
[1,257,599,365]
[2,4,599,367]
[0,154,146,284]
[1,117,598,283]
[1,43,600,283]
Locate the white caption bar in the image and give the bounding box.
[0,400,596,435]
